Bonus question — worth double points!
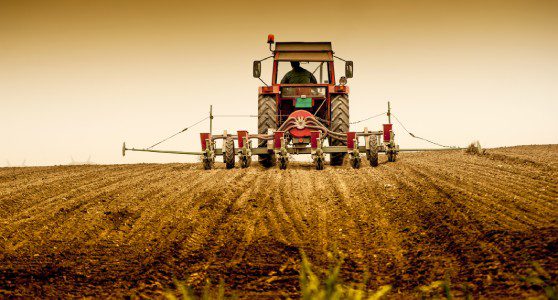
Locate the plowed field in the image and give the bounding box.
[1,145,557,298]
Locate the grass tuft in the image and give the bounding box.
[163,258,554,300]
[300,251,391,300]
[165,278,230,300]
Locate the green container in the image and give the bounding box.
[295,97,312,108]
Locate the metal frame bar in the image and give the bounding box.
[124,148,203,155]
[123,145,462,157]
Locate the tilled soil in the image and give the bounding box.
[0,145,556,298]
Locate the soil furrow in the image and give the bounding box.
[0,145,556,299]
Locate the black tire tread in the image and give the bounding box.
[258,95,278,167]
[330,95,349,166]
[368,136,379,167]
[224,138,235,169]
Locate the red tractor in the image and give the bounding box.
[253,34,354,167]
[122,34,399,170]
[196,34,398,170]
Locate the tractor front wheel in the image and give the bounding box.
[329,94,349,166]
[258,95,277,167]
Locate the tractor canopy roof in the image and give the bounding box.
[274,42,333,62]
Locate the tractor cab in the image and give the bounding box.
[254,38,353,124]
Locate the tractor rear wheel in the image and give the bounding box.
[224,138,235,169]
[329,95,349,166]
[258,95,278,167]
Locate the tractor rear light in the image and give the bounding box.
[335,85,347,92]
[259,86,279,94]
[267,34,275,44]
[346,132,357,149]
[260,86,273,93]
[200,133,211,150]
[383,124,392,142]
[274,131,285,149]
[237,130,248,148]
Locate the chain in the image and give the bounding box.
[146,116,209,149]
[391,114,455,148]
[350,112,387,124]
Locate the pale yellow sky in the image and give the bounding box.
[1,0,557,166]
